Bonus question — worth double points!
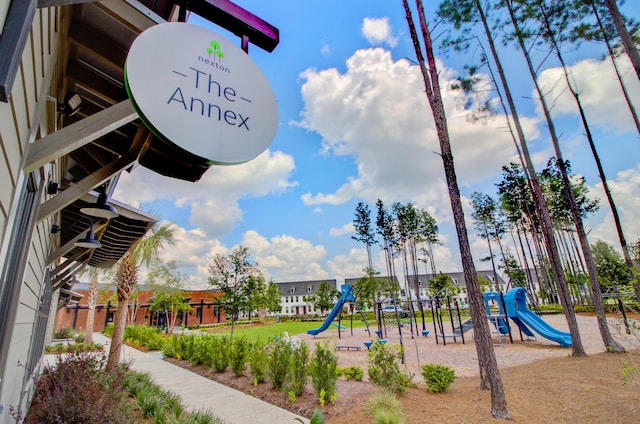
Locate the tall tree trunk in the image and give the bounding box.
[404,1,511,418]
[544,1,639,304]
[485,228,500,291]
[504,0,587,356]
[83,272,98,345]
[591,2,640,135]
[534,1,627,352]
[107,257,138,371]
[604,0,640,82]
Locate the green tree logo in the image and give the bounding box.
[206,40,225,60]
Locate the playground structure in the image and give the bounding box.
[489,288,572,347]
[428,295,473,345]
[307,284,572,351]
[307,285,370,337]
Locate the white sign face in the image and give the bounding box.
[125,23,278,165]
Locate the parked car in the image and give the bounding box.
[382,305,404,314]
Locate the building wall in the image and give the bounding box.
[0,6,63,420]
[277,280,337,316]
[53,287,225,333]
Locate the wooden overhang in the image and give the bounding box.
[30,0,278,279]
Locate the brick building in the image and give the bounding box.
[54,283,225,334]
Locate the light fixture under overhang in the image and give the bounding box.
[80,191,119,219]
[60,93,82,117]
[74,223,102,249]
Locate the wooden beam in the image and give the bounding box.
[38,0,99,8]
[36,151,137,223]
[51,261,84,288]
[47,221,107,264]
[23,100,137,174]
[53,264,86,291]
[0,0,36,102]
[51,250,87,276]
[188,0,279,52]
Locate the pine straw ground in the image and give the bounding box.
[168,313,640,423]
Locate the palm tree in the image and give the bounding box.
[106,222,175,371]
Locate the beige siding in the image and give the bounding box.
[0,6,61,421]
[0,0,9,30]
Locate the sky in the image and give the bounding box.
[113,0,640,289]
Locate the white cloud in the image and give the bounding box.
[113,149,297,239]
[157,225,227,289]
[320,41,330,56]
[537,56,640,134]
[329,222,354,236]
[295,47,537,218]
[240,230,329,282]
[362,17,398,48]
[586,164,640,247]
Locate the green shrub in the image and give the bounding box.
[339,365,364,381]
[365,391,405,424]
[421,363,456,393]
[53,327,74,339]
[137,385,165,418]
[229,337,250,377]
[45,342,103,354]
[309,342,338,404]
[266,338,292,390]
[183,409,225,424]
[124,324,164,348]
[573,304,620,313]
[145,335,166,351]
[287,341,309,396]
[162,335,183,360]
[295,408,325,424]
[367,343,414,393]
[189,336,206,366]
[123,371,224,424]
[102,323,115,337]
[211,337,230,373]
[249,340,268,385]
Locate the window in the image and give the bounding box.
[0,175,39,381]
[307,285,312,293]
[290,287,295,294]
[296,296,299,303]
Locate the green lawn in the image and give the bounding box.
[208,319,368,343]
[203,310,468,343]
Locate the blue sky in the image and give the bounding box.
[114,1,640,289]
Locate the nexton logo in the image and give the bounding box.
[125,23,278,165]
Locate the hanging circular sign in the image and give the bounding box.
[125,22,278,165]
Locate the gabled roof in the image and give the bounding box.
[276,279,337,295]
[405,270,509,288]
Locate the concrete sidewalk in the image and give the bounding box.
[93,334,309,424]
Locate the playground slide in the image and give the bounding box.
[504,287,572,347]
[307,285,355,336]
[509,317,536,338]
[512,308,572,347]
[452,319,473,336]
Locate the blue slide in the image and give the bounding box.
[483,291,535,338]
[307,285,355,336]
[503,288,572,347]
